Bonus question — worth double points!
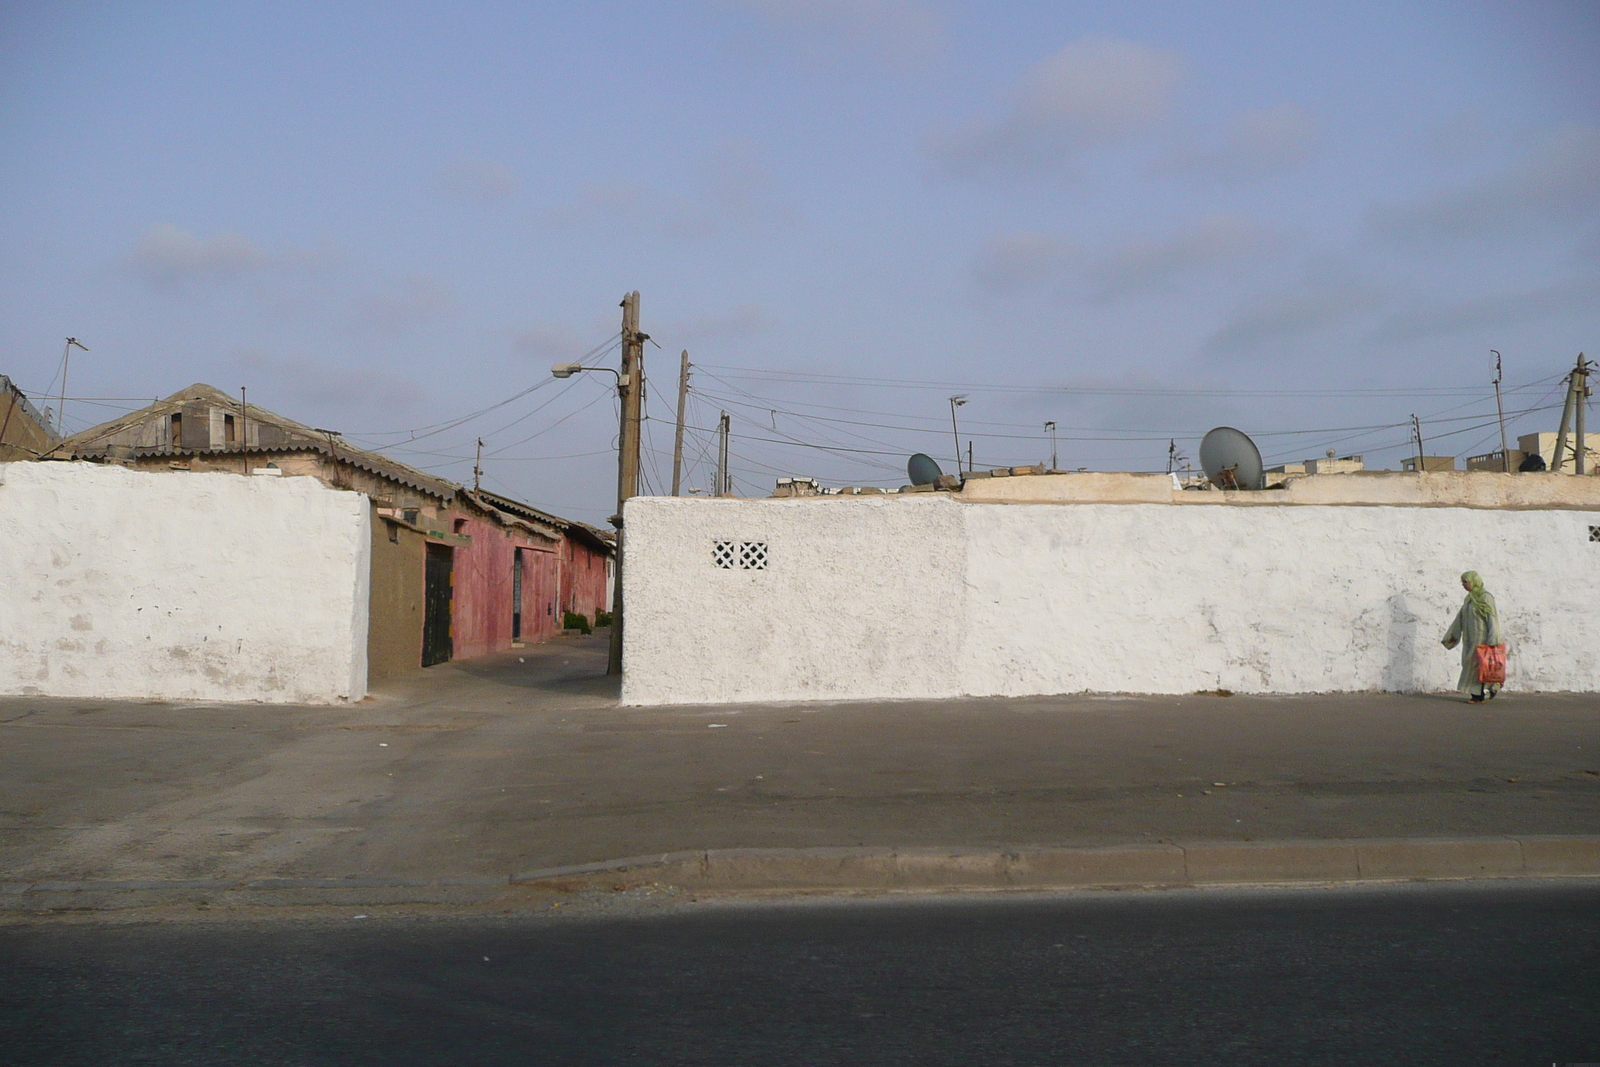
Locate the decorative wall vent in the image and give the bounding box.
[738,541,769,570]
[1591,525,1600,543]
[713,540,768,570]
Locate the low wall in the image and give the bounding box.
[0,462,370,704]
[621,494,1600,705]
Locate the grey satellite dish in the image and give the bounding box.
[1199,427,1265,490]
[908,453,943,486]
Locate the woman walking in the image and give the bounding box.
[1442,571,1503,703]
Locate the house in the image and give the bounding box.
[0,375,59,461]
[54,383,612,682]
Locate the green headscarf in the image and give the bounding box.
[1461,571,1496,621]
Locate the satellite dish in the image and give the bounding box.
[907,453,943,486]
[1199,427,1265,490]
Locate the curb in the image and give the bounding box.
[5,837,1597,915]
[510,835,1600,892]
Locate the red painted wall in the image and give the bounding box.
[562,537,610,622]
[447,512,552,661]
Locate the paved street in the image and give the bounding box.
[3,881,1597,1065]
[1,633,1598,887]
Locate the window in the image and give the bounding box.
[169,413,183,448]
[224,414,236,444]
[713,540,768,570]
[403,508,419,525]
[454,518,468,534]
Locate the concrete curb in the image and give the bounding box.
[510,836,1600,891]
[5,837,1597,915]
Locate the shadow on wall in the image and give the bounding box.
[1383,593,1420,691]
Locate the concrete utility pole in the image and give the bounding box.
[1491,351,1509,472]
[240,387,249,474]
[1411,414,1426,472]
[716,411,731,496]
[1552,356,1580,474]
[671,350,690,496]
[1045,421,1058,471]
[609,291,646,677]
[57,338,88,436]
[473,437,484,493]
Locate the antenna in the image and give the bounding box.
[907,453,943,487]
[1198,427,1265,490]
[1044,421,1057,471]
[949,395,968,475]
[57,337,89,435]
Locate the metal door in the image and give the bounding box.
[422,543,454,667]
[511,549,524,640]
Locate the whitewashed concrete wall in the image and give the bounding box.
[0,462,370,704]
[621,495,1600,704]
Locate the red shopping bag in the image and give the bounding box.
[1475,644,1507,685]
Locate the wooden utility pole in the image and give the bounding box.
[1411,414,1425,472]
[1576,354,1590,476]
[1552,357,1579,474]
[671,350,690,496]
[473,437,484,493]
[1491,351,1509,472]
[608,291,645,677]
[716,411,730,496]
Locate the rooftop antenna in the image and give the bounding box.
[1490,351,1509,472]
[1199,426,1265,490]
[57,337,89,435]
[949,395,968,475]
[1044,421,1057,471]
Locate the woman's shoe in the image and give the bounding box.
[1469,695,1486,703]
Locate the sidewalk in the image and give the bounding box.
[2,633,1597,912]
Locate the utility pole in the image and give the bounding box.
[240,387,249,474]
[1490,350,1509,472]
[1167,439,1177,475]
[57,338,88,436]
[608,291,646,677]
[716,412,731,496]
[1552,357,1579,474]
[671,350,690,496]
[967,441,973,474]
[473,437,484,493]
[949,395,967,475]
[1576,354,1591,476]
[1411,414,1426,472]
[1045,421,1058,471]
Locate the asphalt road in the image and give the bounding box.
[3,881,1597,1065]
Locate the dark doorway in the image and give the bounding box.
[422,543,454,667]
[511,549,524,641]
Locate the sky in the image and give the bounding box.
[2,0,1597,521]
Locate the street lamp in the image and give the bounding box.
[949,395,968,475]
[1044,421,1057,471]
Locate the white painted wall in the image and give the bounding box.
[0,462,370,704]
[621,495,1600,704]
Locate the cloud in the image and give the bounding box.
[1206,270,1386,355]
[1158,103,1318,179]
[1367,275,1600,343]
[665,304,770,344]
[236,350,428,412]
[725,0,946,62]
[432,158,519,204]
[973,216,1281,300]
[124,224,266,286]
[926,37,1184,175]
[355,274,455,332]
[1368,125,1600,245]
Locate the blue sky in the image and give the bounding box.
[2,1,1596,520]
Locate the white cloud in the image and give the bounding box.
[433,158,519,204]
[236,350,428,412]
[1369,125,1600,244]
[726,0,946,61]
[927,37,1184,175]
[124,224,266,286]
[973,216,1280,300]
[1159,103,1319,179]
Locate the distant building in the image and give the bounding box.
[1266,452,1364,476]
[1401,456,1457,472]
[1465,432,1598,473]
[52,383,612,681]
[0,375,58,461]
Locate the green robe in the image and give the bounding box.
[1442,593,1502,697]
